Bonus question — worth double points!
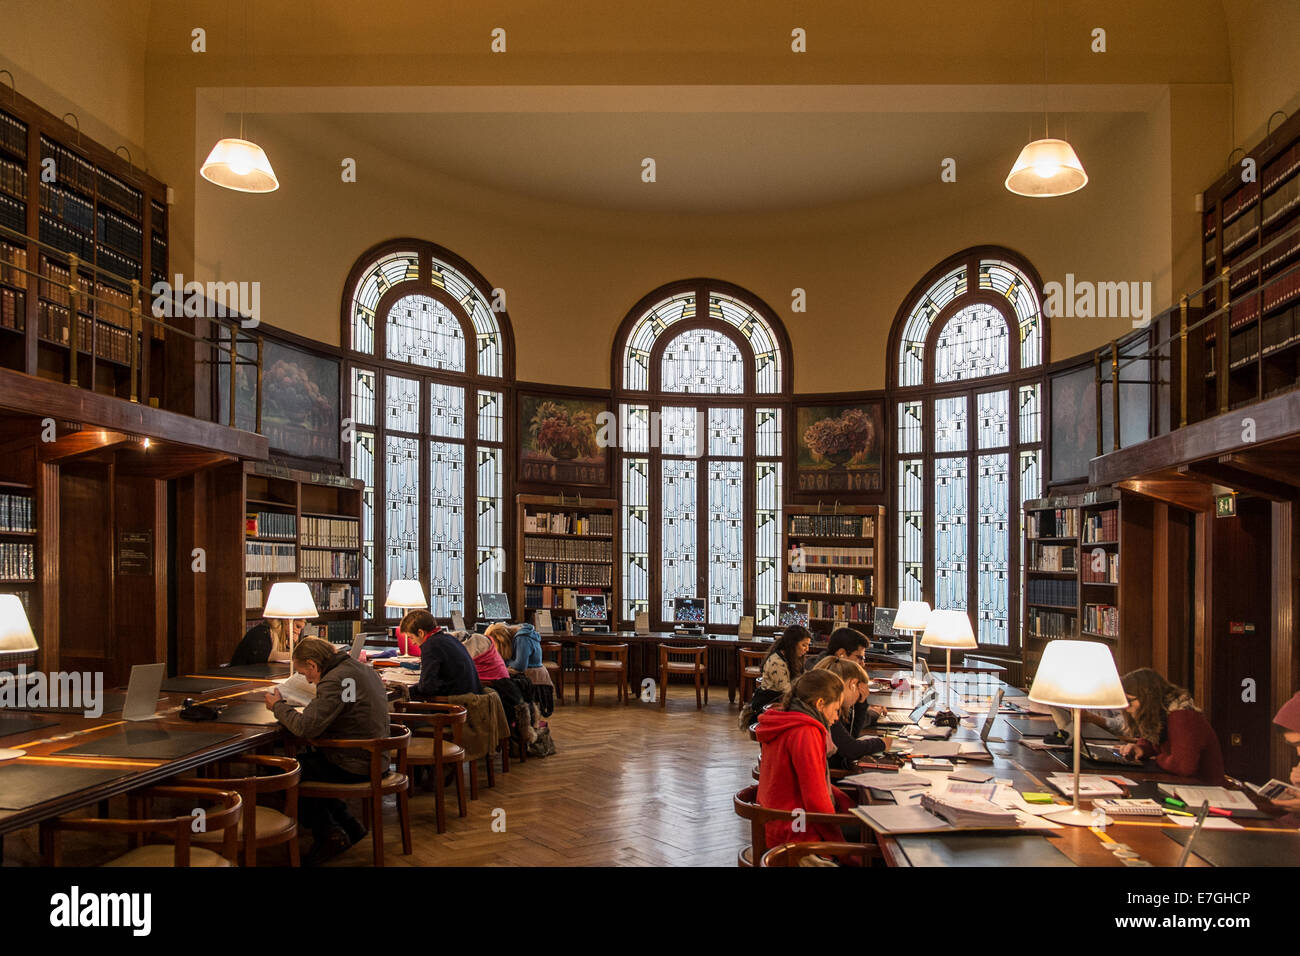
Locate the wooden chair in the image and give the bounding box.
[658,644,708,708]
[542,641,564,704]
[576,642,630,704]
[40,785,243,867]
[392,701,468,834]
[739,648,766,705]
[731,785,865,868]
[432,690,510,798]
[760,841,883,867]
[295,724,412,867]
[188,755,301,866]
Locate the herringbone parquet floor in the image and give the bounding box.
[3,689,758,867]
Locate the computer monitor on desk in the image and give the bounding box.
[575,594,610,634]
[777,601,810,629]
[479,592,511,624]
[673,597,706,635]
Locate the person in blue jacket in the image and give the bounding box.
[486,621,542,673]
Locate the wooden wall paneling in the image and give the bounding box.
[56,459,115,682]
[1272,500,1298,780]
[1155,503,1194,689]
[172,471,203,677]
[37,460,58,672]
[111,475,166,668]
[1117,493,1155,675]
[1151,503,1171,676]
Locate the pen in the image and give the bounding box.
[1206,807,1232,817]
[1164,797,1186,808]
[1163,808,1193,817]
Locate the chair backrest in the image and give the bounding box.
[392,700,467,747]
[658,644,707,666]
[739,648,767,667]
[311,724,412,784]
[579,642,628,661]
[759,841,882,867]
[732,785,859,862]
[541,641,562,661]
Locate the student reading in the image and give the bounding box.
[738,624,810,727]
[399,610,482,697]
[230,617,305,666]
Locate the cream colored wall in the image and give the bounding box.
[1224,0,1300,145]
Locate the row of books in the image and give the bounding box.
[301,516,359,548]
[0,242,26,289]
[1263,307,1299,355]
[308,581,361,612]
[1027,543,1075,572]
[0,541,35,581]
[0,111,25,158]
[523,536,613,562]
[0,287,22,331]
[245,576,266,610]
[74,315,131,364]
[1026,607,1074,641]
[524,561,612,586]
[786,572,869,595]
[788,514,874,537]
[1222,213,1258,256]
[1264,143,1300,195]
[244,541,295,574]
[524,584,606,610]
[1262,271,1300,314]
[0,157,25,198]
[0,494,34,533]
[97,244,141,281]
[1081,508,1119,544]
[39,213,94,259]
[1027,578,1078,608]
[300,549,359,580]
[1084,603,1119,637]
[246,511,296,539]
[1081,551,1120,584]
[39,137,97,198]
[522,511,612,536]
[96,207,143,257]
[39,182,95,234]
[806,600,873,622]
[96,169,143,219]
[1230,292,1260,329]
[1025,507,1078,538]
[0,193,23,233]
[38,256,92,310]
[790,545,873,568]
[1262,172,1299,228]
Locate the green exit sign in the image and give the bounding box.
[1215,493,1237,518]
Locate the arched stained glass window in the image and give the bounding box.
[614,281,790,630]
[890,248,1046,651]
[343,240,512,623]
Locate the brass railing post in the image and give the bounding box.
[129,278,140,403]
[256,334,263,433]
[1111,340,1121,451]
[68,253,80,387]
[1217,266,1230,414]
[228,326,237,429]
[1178,294,1188,428]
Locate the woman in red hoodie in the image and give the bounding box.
[1115,668,1225,783]
[756,669,854,847]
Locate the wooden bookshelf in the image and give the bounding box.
[241,462,364,643]
[1022,488,1154,679]
[515,493,617,630]
[782,503,882,633]
[1200,110,1300,419]
[0,478,37,670]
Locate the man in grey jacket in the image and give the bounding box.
[265,636,390,866]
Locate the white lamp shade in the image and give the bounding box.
[919,609,977,649]
[1005,138,1088,197]
[385,579,427,609]
[263,582,318,619]
[893,600,932,631]
[200,138,280,193]
[0,594,36,651]
[1028,640,1127,709]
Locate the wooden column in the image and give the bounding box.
[1272,501,1299,781]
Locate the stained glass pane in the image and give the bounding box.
[977,390,1010,449]
[621,404,650,455]
[935,303,1010,383]
[898,459,925,604]
[430,256,503,378]
[707,460,744,626]
[898,400,923,455]
[934,456,968,611]
[660,406,699,457]
[977,454,1009,645]
[352,429,376,618]
[476,446,503,605]
[385,435,420,618]
[1018,384,1042,443]
[384,375,420,433]
[661,327,745,394]
[711,293,782,393]
[756,407,782,457]
[386,293,466,372]
[622,457,650,621]
[899,265,966,387]
[351,367,376,429]
[428,440,465,619]
[351,250,418,354]
[934,396,967,453]
[477,390,503,443]
[708,407,744,457]
[429,382,465,438]
[755,459,782,628]
[624,292,695,391]
[660,459,697,619]
[980,259,1042,371]
[1019,448,1042,504]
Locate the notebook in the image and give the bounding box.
[122,663,167,722]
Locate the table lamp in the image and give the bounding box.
[263,582,319,659]
[384,579,428,610]
[1028,639,1127,826]
[892,600,931,681]
[0,594,37,652]
[919,609,977,727]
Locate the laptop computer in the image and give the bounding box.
[907,688,1005,760]
[348,633,367,660]
[122,663,167,722]
[875,696,933,728]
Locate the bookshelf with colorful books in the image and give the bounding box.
[782,504,883,633]
[516,493,618,628]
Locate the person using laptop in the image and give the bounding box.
[809,627,889,728]
[263,636,390,866]
[1268,692,1300,816]
[230,617,305,666]
[399,610,483,698]
[1111,668,1225,784]
[813,656,886,769]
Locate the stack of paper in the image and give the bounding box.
[1157,785,1256,811]
[919,792,1018,827]
[1046,773,1124,798]
[840,771,932,792]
